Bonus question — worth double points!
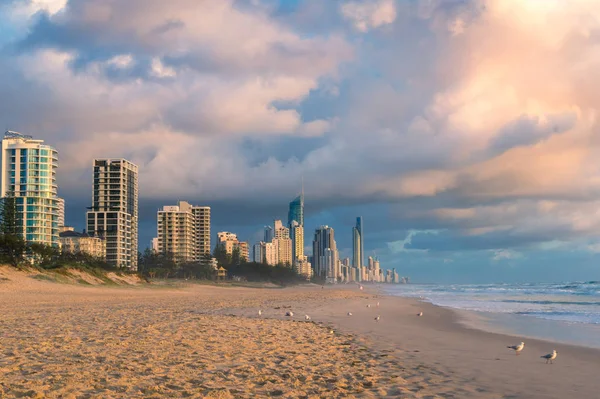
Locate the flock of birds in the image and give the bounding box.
[257,287,559,365]
[507,342,558,364]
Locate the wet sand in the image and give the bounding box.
[1,270,599,398]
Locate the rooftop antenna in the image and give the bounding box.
[301,174,304,202]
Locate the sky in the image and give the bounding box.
[1,0,600,284]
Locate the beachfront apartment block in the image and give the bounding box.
[216,231,249,263]
[59,227,106,259]
[192,206,211,256]
[0,131,60,246]
[86,159,139,270]
[156,201,197,264]
[57,197,65,228]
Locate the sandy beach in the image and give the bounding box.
[2,269,599,398]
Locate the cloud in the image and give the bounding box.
[491,249,523,262]
[387,230,439,254]
[340,0,397,32]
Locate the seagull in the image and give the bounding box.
[374,315,381,322]
[359,285,364,290]
[376,302,380,307]
[285,311,294,317]
[305,315,311,321]
[347,312,353,316]
[417,312,423,317]
[367,304,371,308]
[507,342,525,356]
[541,350,557,364]
[258,310,262,316]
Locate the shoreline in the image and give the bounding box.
[379,285,600,350]
[453,307,600,349]
[303,289,600,398]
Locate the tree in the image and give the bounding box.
[0,191,25,267]
[0,191,18,235]
[213,244,230,268]
[231,246,240,267]
[28,243,60,268]
[0,234,26,267]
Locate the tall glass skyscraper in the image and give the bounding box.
[352,217,364,269]
[312,225,338,280]
[0,131,60,246]
[288,193,304,227]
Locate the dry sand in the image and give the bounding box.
[1,270,599,398]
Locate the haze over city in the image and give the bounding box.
[2,0,600,283]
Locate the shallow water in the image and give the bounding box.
[386,282,600,348]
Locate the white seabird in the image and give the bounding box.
[258,310,262,316]
[305,315,311,320]
[541,350,557,364]
[507,342,525,356]
[366,304,371,308]
[347,312,353,316]
[285,311,294,317]
[376,302,380,307]
[374,315,381,322]
[417,312,423,317]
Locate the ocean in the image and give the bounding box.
[385,281,600,348]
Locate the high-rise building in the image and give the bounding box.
[156,201,197,264]
[216,231,248,263]
[272,220,292,266]
[155,201,211,264]
[192,206,211,256]
[0,131,60,246]
[86,159,138,270]
[321,248,339,284]
[373,258,381,282]
[217,232,238,254]
[290,220,304,265]
[352,217,364,269]
[253,242,264,263]
[264,226,274,242]
[312,225,337,279]
[253,241,278,265]
[238,241,249,262]
[288,193,304,227]
[57,197,65,228]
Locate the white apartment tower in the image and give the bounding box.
[157,201,197,264]
[0,131,60,246]
[86,159,138,270]
[56,197,65,227]
[155,201,211,264]
[193,206,211,255]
